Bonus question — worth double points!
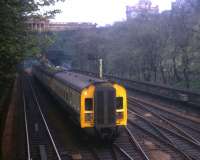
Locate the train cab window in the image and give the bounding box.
[85,98,93,110]
[116,97,123,109]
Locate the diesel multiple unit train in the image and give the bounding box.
[32,64,127,138]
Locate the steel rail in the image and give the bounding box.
[22,84,31,160]
[125,126,150,160]
[128,96,200,124]
[128,120,193,160]
[128,99,200,146]
[128,110,194,160]
[29,80,62,160]
[129,109,200,148]
[164,117,200,139]
[112,144,134,160]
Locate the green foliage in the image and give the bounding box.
[0,0,63,98]
[25,32,56,57]
[0,0,63,157]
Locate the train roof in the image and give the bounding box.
[54,71,107,91]
[34,64,109,91]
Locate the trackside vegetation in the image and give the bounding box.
[0,0,63,96]
[50,0,200,91]
[0,0,64,158]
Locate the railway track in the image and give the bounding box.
[128,98,200,145]
[127,115,191,160]
[91,127,150,160]
[31,75,124,160]
[31,75,99,160]
[131,90,199,116]
[129,97,200,141]
[21,75,63,160]
[129,97,200,128]
[113,127,150,160]
[20,73,200,160]
[128,98,200,159]
[28,74,151,160]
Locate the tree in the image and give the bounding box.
[0,0,64,95]
[49,0,200,91]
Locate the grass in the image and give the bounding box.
[173,80,200,92]
[189,80,200,91]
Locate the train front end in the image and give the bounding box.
[80,82,127,139]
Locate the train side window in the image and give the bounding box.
[85,98,93,110]
[116,97,123,109]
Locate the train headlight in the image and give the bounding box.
[116,97,123,109]
[85,98,93,110]
[116,112,123,120]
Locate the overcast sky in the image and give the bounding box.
[49,0,175,25]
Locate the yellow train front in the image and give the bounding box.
[80,81,127,138]
[33,65,127,139]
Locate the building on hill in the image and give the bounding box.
[48,22,96,31]
[26,19,96,32]
[126,0,159,19]
[26,18,49,32]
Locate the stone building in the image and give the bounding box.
[126,0,159,19]
[26,19,96,32]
